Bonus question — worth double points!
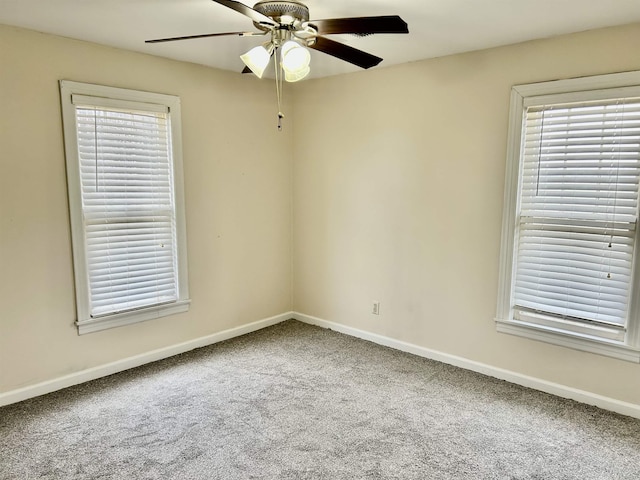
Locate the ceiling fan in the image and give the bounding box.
[146,0,409,76]
[146,0,408,129]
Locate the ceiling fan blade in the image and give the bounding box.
[308,15,408,36]
[146,31,264,44]
[309,36,382,69]
[211,0,277,27]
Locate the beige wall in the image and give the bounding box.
[0,25,293,393]
[2,21,640,407]
[292,23,640,405]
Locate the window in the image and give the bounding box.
[60,81,190,334]
[496,71,640,362]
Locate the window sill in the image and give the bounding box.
[76,299,191,335]
[496,319,640,363]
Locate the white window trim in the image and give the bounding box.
[496,70,640,362]
[60,80,190,334]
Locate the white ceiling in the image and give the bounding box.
[2,0,640,79]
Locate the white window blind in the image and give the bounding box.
[73,98,179,318]
[514,98,640,338]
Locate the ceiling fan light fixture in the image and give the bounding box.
[240,42,274,78]
[280,40,311,80]
[284,65,310,82]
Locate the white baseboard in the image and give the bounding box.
[5,311,639,420]
[293,312,640,420]
[0,312,294,407]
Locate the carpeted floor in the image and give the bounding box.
[1,320,639,479]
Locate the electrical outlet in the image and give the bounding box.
[372,301,380,315]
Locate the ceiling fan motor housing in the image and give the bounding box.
[253,1,310,30]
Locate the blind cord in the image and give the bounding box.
[607,99,625,278]
[535,107,547,197]
[534,106,547,307]
[93,108,99,192]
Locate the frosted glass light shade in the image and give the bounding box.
[284,66,310,82]
[241,45,272,78]
[281,40,311,81]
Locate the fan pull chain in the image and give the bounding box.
[274,46,284,131]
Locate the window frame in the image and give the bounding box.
[60,80,190,334]
[496,71,640,362]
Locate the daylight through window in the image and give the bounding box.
[60,81,190,334]
[496,72,640,361]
